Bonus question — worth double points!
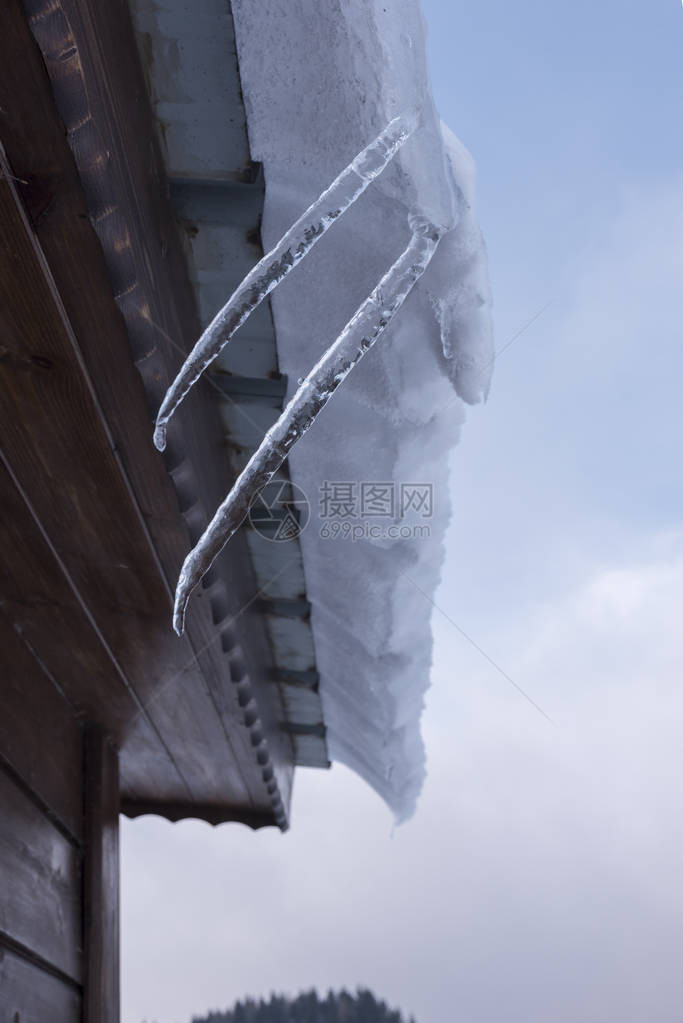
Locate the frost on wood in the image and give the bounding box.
[152,114,416,452]
[172,218,442,635]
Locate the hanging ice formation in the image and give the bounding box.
[172,217,442,635]
[153,113,416,453]
[152,111,443,635]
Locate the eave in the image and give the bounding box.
[0,0,303,830]
[127,0,330,772]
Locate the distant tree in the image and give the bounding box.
[192,988,415,1023]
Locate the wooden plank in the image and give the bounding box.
[0,148,255,812]
[121,799,275,830]
[0,0,292,823]
[83,728,119,1023]
[0,771,81,983]
[0,613,83,843]
[0,452,182,803]
[0,948,81,1023]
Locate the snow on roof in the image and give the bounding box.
[231,0,493,820]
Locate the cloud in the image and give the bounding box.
[122,531,683,1023]
[417,529,683,1021]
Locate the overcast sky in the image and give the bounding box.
[122,3,683,1021]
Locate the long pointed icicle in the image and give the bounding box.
[153,113,417,452]
[173,217,442,634]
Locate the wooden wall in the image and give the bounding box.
[0,618,85,1021]
[0,618,120,1022]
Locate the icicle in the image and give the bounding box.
[173,217,442,634]
[153,113,417,452]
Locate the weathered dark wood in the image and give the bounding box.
[30,0,294,819]
[0,144,258,812]
[121,799,275,830]
[0,0,292,824]
[0,770,82,983]
[0,612,83,843]
[0,453,179,802]
[83,728,119,1023]
[0,947,81,1023]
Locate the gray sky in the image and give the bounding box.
[122,3,683,1021]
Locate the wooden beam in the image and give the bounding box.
[83,727,120,1023]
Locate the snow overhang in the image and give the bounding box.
[129,0,493,820]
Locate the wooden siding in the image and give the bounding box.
[0,689,127,1023]
[0,620,84,1019]
[0,771,82,984]
[0,615,83,844]
[0,951,81,1023]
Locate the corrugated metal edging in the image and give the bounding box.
[127,0,328,769]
